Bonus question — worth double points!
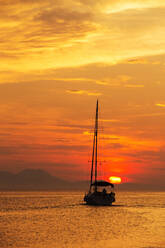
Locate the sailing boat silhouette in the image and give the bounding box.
[84,100,115,206]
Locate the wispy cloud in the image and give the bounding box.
[126,58,149,64]
[1,1,165,71]
[66,89,102,96]
[155,103,165,107]
[126,58,161,65]
[124,84,144,88]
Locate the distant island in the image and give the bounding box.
[0,169,164,191]
[0,169,88,191]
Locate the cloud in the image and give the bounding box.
[121,148,165,165]
[66,89,102,96]
[78,0,165,12]
[155,103,165,107]
[106,143,124,149]
[1,2,165,71]
[100,119,120,123]
[124,84,144,88]
[0,143,88,156]
[0,146,16,155]
[126,58,149,64]
[0,0,97,70]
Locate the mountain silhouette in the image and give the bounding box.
[0,171,14,185]
[0,169,74,190]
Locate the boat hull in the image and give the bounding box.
[84,191,115,206]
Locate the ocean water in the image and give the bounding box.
[0,191,165,248]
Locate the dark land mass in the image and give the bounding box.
[0,169,89,191]
[0,169,75,190]
[0,169,164,191]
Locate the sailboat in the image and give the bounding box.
[84,100,115,206]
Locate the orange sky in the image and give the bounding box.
[0,0,165,185]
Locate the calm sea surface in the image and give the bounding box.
[0,191,165,248]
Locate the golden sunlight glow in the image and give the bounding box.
[155,103,165,108]
[66,90,102,96]
[1,0,165,185]
[105,1,165,14]
[109,176,122,184]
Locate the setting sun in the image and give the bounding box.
[109,176,122,184]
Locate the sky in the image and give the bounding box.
[0,0,165,186]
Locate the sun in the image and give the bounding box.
[109,176,122,184]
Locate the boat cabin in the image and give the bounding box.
[90,180,114,193]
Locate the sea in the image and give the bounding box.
[0,191,165,248]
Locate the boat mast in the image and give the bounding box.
[95,100,98,191]
[89,100,98,192]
